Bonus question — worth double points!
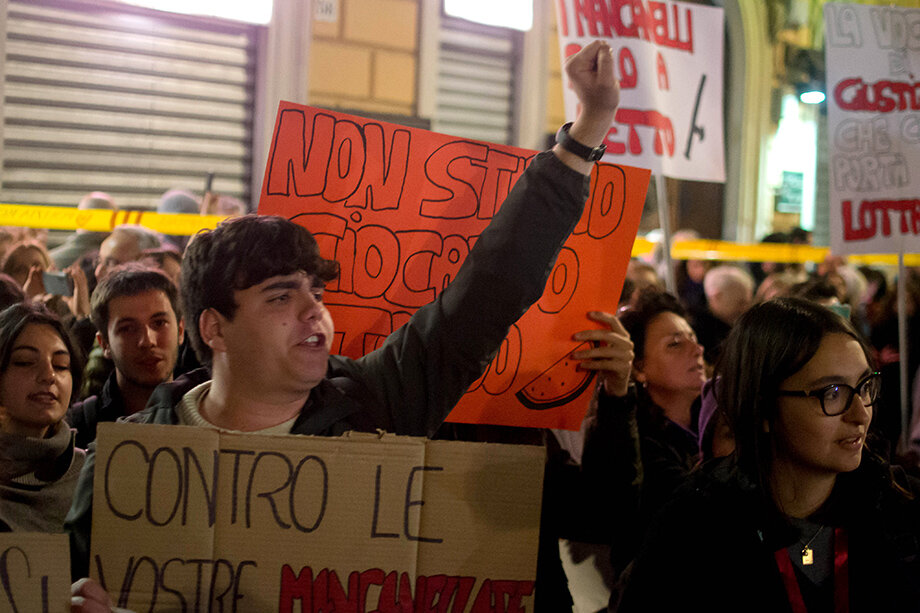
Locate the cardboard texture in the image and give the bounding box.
[91,422,545,612]
[0,532,70,613]
[258,102,649,430]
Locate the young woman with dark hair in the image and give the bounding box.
[618,297,920,612]
[0,302,85,532]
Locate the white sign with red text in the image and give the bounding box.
[825,3,920,255]
[555,0,725,182]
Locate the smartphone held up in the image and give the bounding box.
[42,271,74,297]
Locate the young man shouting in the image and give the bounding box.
[68,40,620,610]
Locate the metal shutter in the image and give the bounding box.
[434,16,522,145]
[0,0,256,211]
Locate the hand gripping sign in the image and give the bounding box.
[258,102,649,430]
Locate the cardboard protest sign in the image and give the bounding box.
[554,0,725,182]
[825,3,920,255]
[91,422,545,612]
[258,102,649,431]
[0,533,70,613]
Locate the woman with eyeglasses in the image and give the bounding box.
[617,297,920,612]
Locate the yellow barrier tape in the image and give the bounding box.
[0,204,225,236]
[0,203,916,265]
[630,238,920,266]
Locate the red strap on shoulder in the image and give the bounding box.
[773,528,850,613]
[834,528,849,613]
[774,548,809,613]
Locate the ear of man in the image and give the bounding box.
[96,331,112,360]
[199,309,227,354]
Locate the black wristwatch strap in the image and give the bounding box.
[555,122,606,162]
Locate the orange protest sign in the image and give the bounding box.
[258,102,649,430]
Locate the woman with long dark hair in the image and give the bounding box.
[618,297,920,611]
[0,302,84,532]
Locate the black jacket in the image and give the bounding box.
[580,387,700,569]
[618,455,920,612]
[66,371,127,450]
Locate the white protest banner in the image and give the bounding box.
[555,0,725,182]
[0,533,70,613]
[90,423,545,612]
[825,3,920,255]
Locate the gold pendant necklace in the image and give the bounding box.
[799,526,824,566]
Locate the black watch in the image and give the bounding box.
[555,122,606,162]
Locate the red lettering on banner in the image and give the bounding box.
[278,566,529,613]
[569,0,614,37]
[655,51,669,90]
[833,77,920,113]
[619,47,638,89]
[564,42,582,61]
[604,108,675,157]
[377,570,416,612]
[568,0,694,52]
[557,0,570,36]
[842,198,920,241]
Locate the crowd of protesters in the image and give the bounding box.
[0,40,917,612]
[540,241,920,612]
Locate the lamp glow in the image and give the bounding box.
[799,90,826,104]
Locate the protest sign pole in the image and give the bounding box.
[655,173,677,294]
[899,251,910,452]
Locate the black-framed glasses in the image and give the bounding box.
[777,372,881,417]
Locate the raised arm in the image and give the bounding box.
[342,41,622,436]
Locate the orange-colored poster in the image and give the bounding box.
[258,102,649,430]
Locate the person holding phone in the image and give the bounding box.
[1,240,90,319]
[2,240,52,300]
